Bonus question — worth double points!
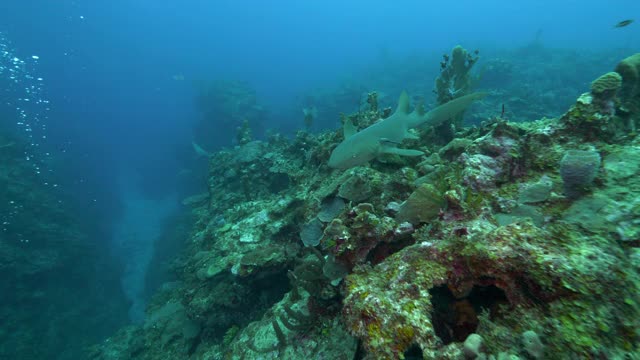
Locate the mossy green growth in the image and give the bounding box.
[218,223,232,233]
[222,325,240,347]
[343,245,448,358]
[549,300,619,355]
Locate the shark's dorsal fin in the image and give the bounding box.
[396,91,410,114]
[343,118,357,138]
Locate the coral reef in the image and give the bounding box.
[559,55,640,142]
[91,54,640,360]
[296,46,627,134]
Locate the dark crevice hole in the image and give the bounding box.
[365,236,415,266]
[430,283,509,344]
[403,344,423,359]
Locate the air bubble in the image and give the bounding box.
[1,31,58,235]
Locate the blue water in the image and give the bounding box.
[1,1,639,359]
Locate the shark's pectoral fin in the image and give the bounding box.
[404,131,419,140]
[380,137,401,145]
[380,145,424,157]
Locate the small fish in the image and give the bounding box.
[614,19,634,28]
[192,142,212,158]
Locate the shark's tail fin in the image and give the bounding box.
[411,92,487,128]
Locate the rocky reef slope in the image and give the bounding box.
[91,53,640,360]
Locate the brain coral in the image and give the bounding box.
[590,71,622,97]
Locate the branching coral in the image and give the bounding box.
[433,45,481,140]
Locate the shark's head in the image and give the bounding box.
[327,138,377,169]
